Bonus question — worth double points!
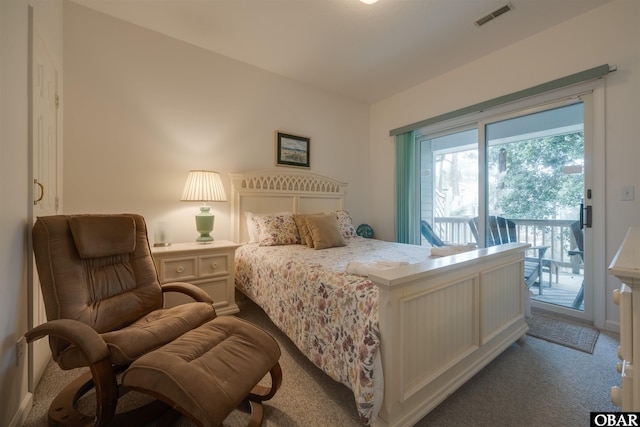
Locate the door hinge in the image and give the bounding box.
[55,94,60,109]
[55,196,59,212]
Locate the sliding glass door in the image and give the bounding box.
[419,127,478,247]
[419,97,594,321]
[483,101,587,315]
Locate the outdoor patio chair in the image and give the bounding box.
[469,216,549,293]
[568,220,585,309]
[420,220,447,247]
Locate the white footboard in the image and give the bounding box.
[370,243,529,427]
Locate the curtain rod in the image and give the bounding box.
[389,64,615,137]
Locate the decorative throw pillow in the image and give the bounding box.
[356,223,374,239]
[293,214,315,247]
[333,210,357,238]
[254,213,300,246]
[305,214,346,250]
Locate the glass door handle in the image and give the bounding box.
[585,205,592,228]
[580,202,592,229]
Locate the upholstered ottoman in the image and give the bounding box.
[122,316,282,427]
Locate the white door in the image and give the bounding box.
[30,27,60,390]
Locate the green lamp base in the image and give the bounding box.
[195,206,215,243]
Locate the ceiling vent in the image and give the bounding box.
[475,3,513,26]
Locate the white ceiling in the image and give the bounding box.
[69,0,611,104]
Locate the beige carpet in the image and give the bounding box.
[24,297,363,427]
[526,308,600,354]
[25,300,619,427]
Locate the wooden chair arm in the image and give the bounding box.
[26,320,119,425]
[25,319,110,364]
[161,282,214,304]
[527,245,549,259]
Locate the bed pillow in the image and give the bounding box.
[332,210,357,238]
[246,211,292,243]
[254,213,300,246]
[305,213,346,250]
[245,212,260,242]
[293,214,315,247]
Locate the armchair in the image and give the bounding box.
[26,214,281,426]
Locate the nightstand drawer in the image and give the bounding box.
[161,256,197,281]
[162,278,229,309]
[198,254,229,277]
[151,241,239,315]
[198,278,230,307]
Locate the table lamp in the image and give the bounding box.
[180,170,227,243]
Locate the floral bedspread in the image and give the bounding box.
[234,237,432,424]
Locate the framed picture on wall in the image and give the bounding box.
[276,132,310,168]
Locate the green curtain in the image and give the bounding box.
[395,131,420,244]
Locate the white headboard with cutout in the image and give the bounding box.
[229,169,347,243]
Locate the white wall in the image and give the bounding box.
[0,1,63,425]
[369,0,639,328]
[63,1,371,245]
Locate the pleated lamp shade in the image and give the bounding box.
[181,170,227,242]
[181,170,227,202]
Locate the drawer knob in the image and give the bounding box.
[611,386,622,407]
[211,263,219,270]
[176,266,184,273]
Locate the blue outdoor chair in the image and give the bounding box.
[469,216,549,293]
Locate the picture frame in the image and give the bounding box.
[276,132,310,168]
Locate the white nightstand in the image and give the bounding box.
[151,240,240,315]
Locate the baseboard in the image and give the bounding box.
[8,391,33,427]
[605,319,620,334]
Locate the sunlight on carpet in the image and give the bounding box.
[526,308,600,354]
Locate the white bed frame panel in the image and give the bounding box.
[372,246,527,426]
[230,170,346,244]
[230,170,529,427]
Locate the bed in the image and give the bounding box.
[230,169,529,427]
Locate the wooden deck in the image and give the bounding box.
[529,270,584,310]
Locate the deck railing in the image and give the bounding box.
[430,217,581,271]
